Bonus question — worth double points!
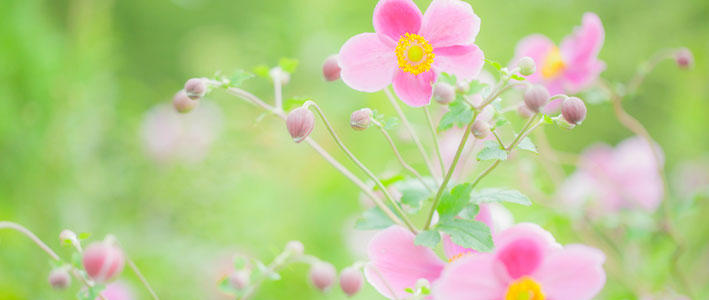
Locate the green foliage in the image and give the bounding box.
[437,218,493,252]
[414,230,441,248]
[477,140,508,161]
[437,183,473,220]
[485,58,502,71]
[438,72,457,86]
[278,58,299,73]
[355,207,395,230]
[396,177,434,213]
[470,188,532,206]
[438,97,474,131]
[252,65,271,78]
[229,69,254,87]
[517,137,538,153]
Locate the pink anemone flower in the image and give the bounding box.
[364,205,493,299]
[512,13,605,112]
[338,0,484,107]
[433,223,606,300]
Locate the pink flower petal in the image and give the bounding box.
[339,33,397,92]
[364,226,445,299]
[420,0,481,48]
[534,245,606,300]
[494,223,560,280]
[512,34,556,84]
[560,13,605,68]
[433,44,484,82]
[373,0,422,41]
[432,254,506,300]
[442,205,493,259]
[392,70,437,107]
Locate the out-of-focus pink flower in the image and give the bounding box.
[558,136,664,215]
[338,0,484,107]
[512,13,605,112]
[97,281,135,300]
[364,206,493,299]
[433,223,606,300]
[140,102,222,164]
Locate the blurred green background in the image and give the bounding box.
[0,0,707,299]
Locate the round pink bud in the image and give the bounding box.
[172,90,199,113]
[675,48,694,69]
[48,268,72,290]
[228,270,250,290]
[59,229,77,243]
[322,55,341,82]
[433,82,455,105]
[523,85,550,113]
[517,103,534,119]
[561,97,587,125]
[350,108,373,131]
[309,261,336,292]
[517,56,536,76]
[82,242,125,283]
[184,78,207,100]
[471,119,489,139]
[285,240,304,256]
[286,107,315,143]
[338,267,362,297]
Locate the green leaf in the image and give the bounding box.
[283,97,309,112]
[470,188,532,206]
[421,285,431,295]
[493,116,510,129]
[380,174,406,187]
[78,232,91,240]
[510,74,526,81]
[252,65,270,78]
[542,114,554,124]
[485,58,502,71]
[278,58,299,73]
[437,218,493,252]
[396,178,433,213]
[437,183,473,220]
[404,288,415,294]
[438,97,473,131]
[459,203,480,220]
[438,72,457,86]
[465,80,488,95]
[414,230,441,248]
[517,137,538,153]
[355,207,395,230]
[477,141,508,161]
[229,69,254,87]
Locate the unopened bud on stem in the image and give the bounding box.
[433,82,456,105]
[561,97,587,125]
[309,261,336,292]
[322,55,341,81]
[59,229,77,244]
[675,48,694,69]
[286,106,315,143]
[517,57,536,76]
[523,85,550,113]
[82,241,125,283]
[270,67,291,85]
[173,90,199,113]
[184,78,207,100]
[285,240,304,256]
[228,270,250,290]
[471,119,490,139]
[339,267,362,297]
[48,268,72,290]
[350,108,373,131]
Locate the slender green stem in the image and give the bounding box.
[384,87,438,181]
[423,106,446,176]
[306,101,418,233]
[372,120,435,193]
[127,258,160,300]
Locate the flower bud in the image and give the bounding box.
[322,55,341,82]
[350,108,373,131]
[59,229,77,244]
[48,268,71,290]
[517,103,534,119]
[471,119,489,139]
[286,107,315,143]
[228,270,250,290]
[270,67,291,85]
[455,81,469,94]
[675,48,694,69]
[517,57,536,76]
[309,261,336,292]
[184,78,207,100]
[82,242,125,283]
[523,85,550,113]
[339,267,362,297]
[433,82,456,105]
[173,90,199,113]
[561,97,587,125]
[285,240,305,256]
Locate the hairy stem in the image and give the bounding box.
[423,106,446,176]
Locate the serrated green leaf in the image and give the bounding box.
[229,69,254,87]
[470,188,532,206]
[278,58,299,73]
[252,65,270,78]
[437,183,473,220]
[466,80,488,95]
[459,203,480,220]
[477,141,508,161]
[517,137,538,153]
[414,230,441,248]
[436,218,493,252]
[396,178,433,213]
[355,207,395,230]
[438,98,473,131]
[439,72,457,86]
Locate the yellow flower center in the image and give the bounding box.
[395,33,435,75]
[504,277,545,300]
[541,46,566,79]
[447,252,470,263]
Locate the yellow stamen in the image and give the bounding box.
[541,46,565,79]
[504,277,545,300]
[447,252,469,263]
[395,33,435,75]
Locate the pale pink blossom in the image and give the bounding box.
[97,281,135,300]
[433,223,606,300]
[339,0,484,106]
[558,136,664,215]
[512,13,605,112]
